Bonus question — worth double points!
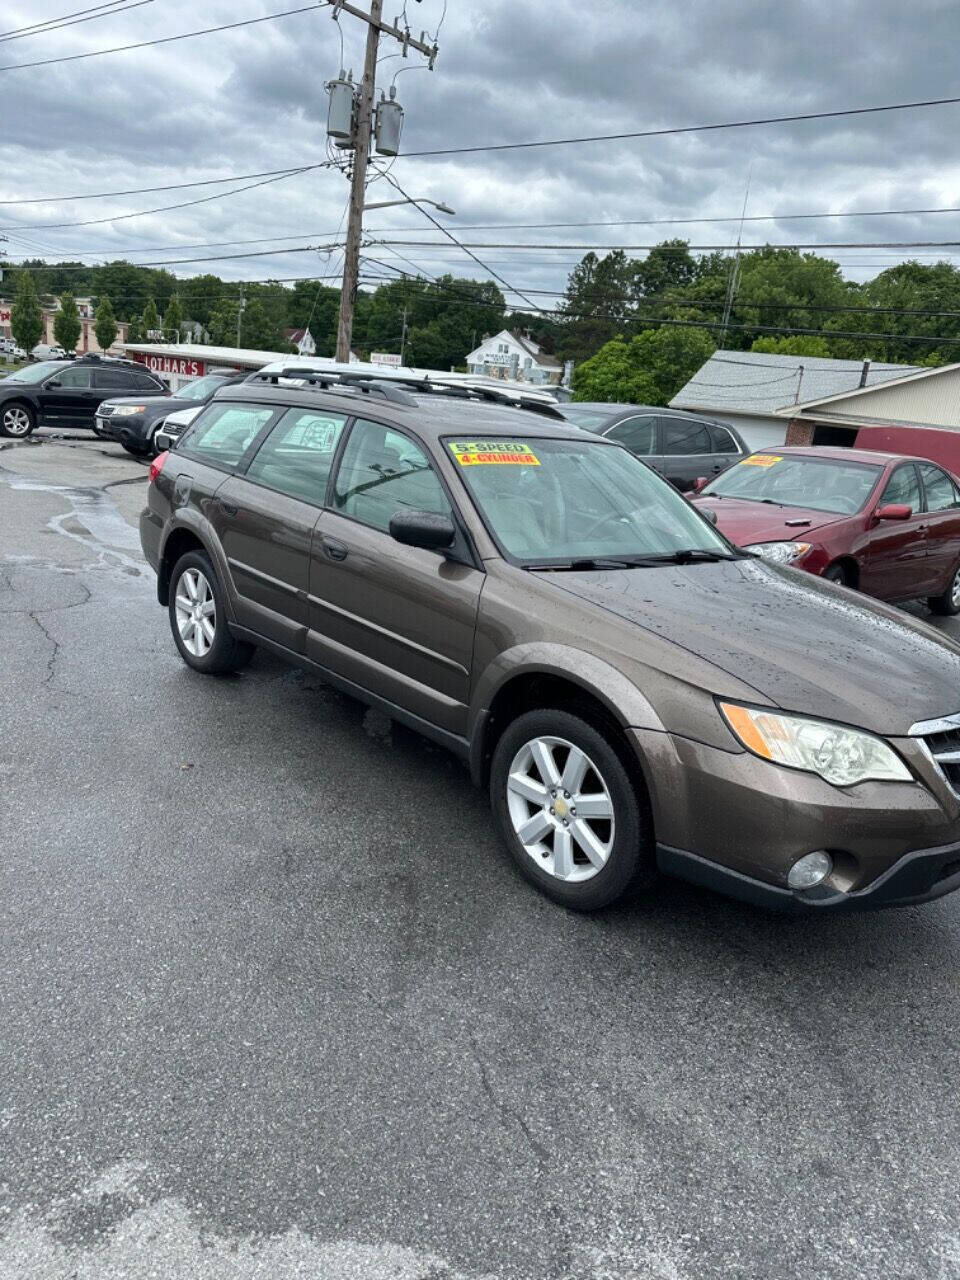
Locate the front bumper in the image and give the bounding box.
[629,726,960,912]
[658,840,960,911]
[96,414,148,444]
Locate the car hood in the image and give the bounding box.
[161,404,203,426]
[104,393,178,413]
[692,496,845,544]
[535,558,960,736]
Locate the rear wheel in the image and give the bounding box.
[490,708,657,910]
[168,550,254,674]
[0,402,35,438]
[928,562,960,616]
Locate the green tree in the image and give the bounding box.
[632,240,699,301]
[751,335,833,358]
[557,250,634,364]
[572,326,717,405]
[140,299,159,341]
[126,316,142,344]
[11,273,44,352]
[94,296,117,352]
[53,292,82,353]
[163,296,184,342]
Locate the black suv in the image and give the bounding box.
[0,356,166,438]
[555,403,747,491]
[95,369,246,458]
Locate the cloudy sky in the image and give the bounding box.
[1,0,959,311]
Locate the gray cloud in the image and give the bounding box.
[0,0,958,302]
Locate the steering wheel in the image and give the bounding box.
[582,507,643,541]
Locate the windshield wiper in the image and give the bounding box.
[524,549,744,571]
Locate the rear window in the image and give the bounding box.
[558,406,616,432]
[180,402,277,468]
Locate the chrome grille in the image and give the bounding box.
[97,404,117,418]
[910,713,960,796]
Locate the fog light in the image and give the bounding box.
[788,850,833,890]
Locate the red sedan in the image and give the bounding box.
[691,445,960,614]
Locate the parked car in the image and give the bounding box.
[96,369,245,457]
[30,343,67,361]
[692,445,960,613]
[140,372,960,915]
[0,356,165,438]
[154,404,204,453]
[555,402,747,490]
[0,337,15,355]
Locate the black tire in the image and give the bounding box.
[928,562,960,616]
[823,563,849,586]
[167,550,255,675]
[490,708,657,910]
[122,441,151,458]
[0,401,36,438]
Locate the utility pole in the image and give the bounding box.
[331,4,438,363]
[236,286,245,349]
[399,304,408,365]
[719,163,752,347]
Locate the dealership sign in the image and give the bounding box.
[370,352,402,368]
[131,352,205,377]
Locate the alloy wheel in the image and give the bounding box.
[174,568,216,657]
[3,406,31,437]
[951,567,960,609]
[505,735,615,882]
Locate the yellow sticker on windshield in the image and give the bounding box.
[448,440,540,466]
[741,454,782,467]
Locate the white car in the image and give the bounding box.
[153,403,204,453]
[30,343,66,361]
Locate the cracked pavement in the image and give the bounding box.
[4,431,960,1278]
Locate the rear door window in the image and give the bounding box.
[710,424,740,454]
[94,368,136,389]
[606,415,656,455]
[245,408,349,505]
[919,463,960,512]
[662,418,712,455]
[181,402,277,469]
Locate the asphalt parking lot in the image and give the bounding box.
[4,429,960,1280]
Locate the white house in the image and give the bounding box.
[465,329,563,385]
[283,327,317,356]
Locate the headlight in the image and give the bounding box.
[110,404,146,416]
[743,541,812,563]
[719,702,912,786]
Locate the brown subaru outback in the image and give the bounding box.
[140,372,960,913]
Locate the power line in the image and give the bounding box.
[7,241,343,271]
[0,167,324,231]
[384,206,960,231]
[0,165,320,205]
[399,94,960,158]
[0,0,140,40]
[0,0,154,44]
[376,238,960,252]
[0,2,332,72]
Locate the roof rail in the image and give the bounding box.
[247,367,418,406]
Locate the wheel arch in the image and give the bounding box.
[827,555,860,589]
[157,513,233,612]
[469,647,664,789]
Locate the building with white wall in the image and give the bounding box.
[465,329,563,386]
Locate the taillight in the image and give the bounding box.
[149,451,169,484]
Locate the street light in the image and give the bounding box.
[362,197,456,215]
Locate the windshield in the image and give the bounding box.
[5,362,64,384]
[703,453,883,514]
[175,374,231,401]
[558,406,616,432]
[447,436,734,564]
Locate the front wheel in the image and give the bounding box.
[490,708,657,910]
[928,563,960,616]
[0,402,35,438]
[168,551,255,674]
[823,563,849,586]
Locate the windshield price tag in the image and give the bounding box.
[449,440,540,466]
[741,454,782,467]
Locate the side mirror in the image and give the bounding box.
[389,510,456,551]
[693,475,709,492]
[45,380,61,389]
[875,503,912,521]
[701,508,718,525]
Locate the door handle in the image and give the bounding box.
[218,499,238,516]
[324,538,348,561]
